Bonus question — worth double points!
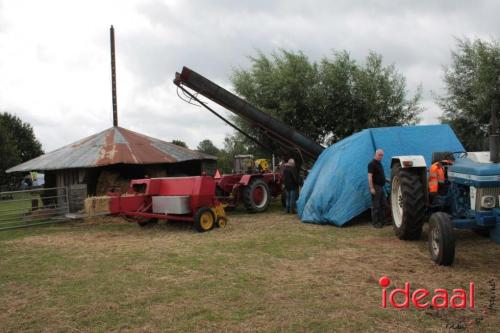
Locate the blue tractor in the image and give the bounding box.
[390,119,500,266]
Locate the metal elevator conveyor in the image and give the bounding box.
[174,66,325,162]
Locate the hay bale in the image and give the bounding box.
[145,167,167,178]
[96,171,130,195]
[84,196,111,216]
[113,178,131,194]
[96,171,119,195]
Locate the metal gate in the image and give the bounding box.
[0,187,70,230]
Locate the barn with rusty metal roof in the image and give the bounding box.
[6,27,217,212]
[7,126,216,211]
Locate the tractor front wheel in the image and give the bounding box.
[194,207,215,232]
[428,212,455,266]
[243,178,271,213]
[390,164,426,240]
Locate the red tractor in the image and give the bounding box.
[215,155,282,213]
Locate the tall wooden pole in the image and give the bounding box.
[110,25,118,127]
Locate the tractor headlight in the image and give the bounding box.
[481,195,495,209]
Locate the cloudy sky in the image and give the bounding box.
[0,0,498,153]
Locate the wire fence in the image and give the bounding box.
[0,187,70,230]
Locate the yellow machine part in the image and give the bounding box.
[255,159,270,173]
[211,203,227,228]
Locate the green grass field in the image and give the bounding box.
[0,202,498,332]
[0,193,44,229]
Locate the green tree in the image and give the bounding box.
[231,50,321,156]
[230,50,422,156]
[196,139,220,156]
[197,139,231,173]
[438,38,500,150]
[0,112,44,186]
[320,51,422,142]
[196,138,247,174]
[0,125,20,186]
[170,139,188,148]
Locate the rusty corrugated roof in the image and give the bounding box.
[7,126,216,173]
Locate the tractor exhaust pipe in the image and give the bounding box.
[489,104,499,163]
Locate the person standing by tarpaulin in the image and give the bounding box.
[368,149,389,228]
[283,159,300,214]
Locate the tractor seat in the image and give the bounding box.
[431,151,455,164]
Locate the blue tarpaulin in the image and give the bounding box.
[297,125,465,226]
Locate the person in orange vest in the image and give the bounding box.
[428,160,454,194]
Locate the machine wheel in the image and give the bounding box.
[428,212,455,266]
[390,164,426,240]
[242,178,271,213]
[194,207,215,232]
[137,218,158,228]
[216,217,227,228]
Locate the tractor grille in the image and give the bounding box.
[476,187,500,209]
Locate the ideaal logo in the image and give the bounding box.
[379,276,475,309]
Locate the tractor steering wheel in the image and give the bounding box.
[444,151,467,161]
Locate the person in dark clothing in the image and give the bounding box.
[283,158,300,214]
[368,149,389,228]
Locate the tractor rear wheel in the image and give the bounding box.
[242,178,271,213]
[194,207,215,232]
[390,164,426,240]
[428,212,455,266]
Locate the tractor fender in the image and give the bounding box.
[391,155,427,169]
[239,174,261,186]
[391,155,429,205]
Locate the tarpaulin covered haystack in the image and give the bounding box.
[297,125,465,226]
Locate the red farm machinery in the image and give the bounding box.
[106,176,226,232]
[173,66,325,213]
[214,154,282,213]
[90,66,325,230]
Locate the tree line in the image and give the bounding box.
[195,38,500,170]
[2,37,499,182]
[0,113,43,188]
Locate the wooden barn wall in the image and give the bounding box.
[54,169,87,213]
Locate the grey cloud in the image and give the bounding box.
[0,1,6,32]
[4,0,500,152]
[116,0,500,134]
[128,0,500,85]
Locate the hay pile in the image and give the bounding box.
[84,196,111,216]
[95,171,130,195]
[145,167,167,178]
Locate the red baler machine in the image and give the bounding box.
[108,176,226,232]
